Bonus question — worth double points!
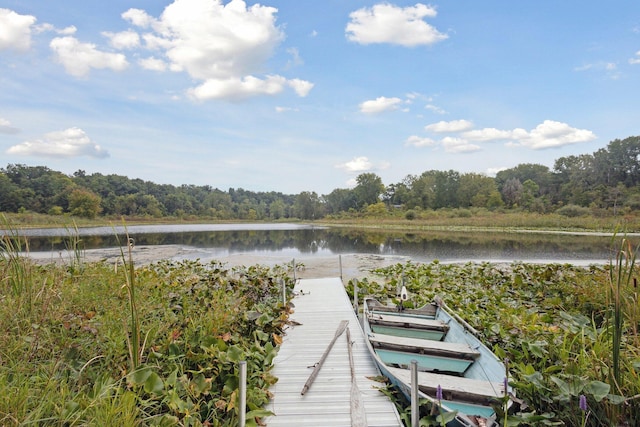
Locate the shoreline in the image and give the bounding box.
[26,244,609,284]
[26,245,412,282]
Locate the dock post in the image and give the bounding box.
[353,278,359,318]
[339,254,343,279]
[411,360,418,427]
[239,361,247,427]
[292,258,296,282]
[281,278,286,305]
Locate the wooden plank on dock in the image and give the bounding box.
[264,277,402,427]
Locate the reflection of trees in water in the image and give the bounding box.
[24,227,615,260]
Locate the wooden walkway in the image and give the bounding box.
[264,277,402,426]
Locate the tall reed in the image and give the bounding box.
[0,215,34,316]
[116,228,141,371]
[64,221,84,273]
[605,234,639,425]
[608,236,636,392]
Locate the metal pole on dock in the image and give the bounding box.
[411,360,418,427]
[281,278,286,305]
[239,361,247,427]
[339,254,343,279]
[353,278,359,318]
[292,258,296,282]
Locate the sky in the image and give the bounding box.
[1,0,639,195]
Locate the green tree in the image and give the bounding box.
[606,136,640,186]
[0,172,22,212]
[364,202,388,216]
[406,173,435,209]
[457,173,498,208]
[501,178,523,207]
[69,188,102,219]
[495,163,554,201]
[432,170,460,209]
[269,199,287,219]
[293,191,323,219]
[520,179,540,210]
[324,188,356,214]
[353,173,384,209]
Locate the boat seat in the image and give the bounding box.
[388,365,506,405]
[368,313,449,332]
[370,333,480,360]
[367,300,438,318]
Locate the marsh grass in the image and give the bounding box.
[1,215,34,314]
[0,219,293,425]
[63,221,85,273]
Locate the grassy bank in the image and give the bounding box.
[320,209,640,234]
[3,209,640,234]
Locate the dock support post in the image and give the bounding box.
[292,258,296,282]
[339,254,343,279]
[411,359,418,427]
[353,278,359,319]
[239,361,247,427]
[281,278,286,305]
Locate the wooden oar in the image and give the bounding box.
[301,320,349,395]
[346,327,367,427]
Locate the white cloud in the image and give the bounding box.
[425,104,446,114]
[122,8,155,28]
[509,120,596,149]
[335,156,373,173]
[50,36,128,77]
[288,79,314,97]
[425,119,473,133]
[35,23,76,35]
[0,8,37,52]
[138,56,167,71]
[103,30,140,49]
[187,75,288,101]
[630,50,640,65]
[0,117,19,134]
[7,127,109,158]
[416,119,595,153]
[123,0,312,100]
[405,135,436,147]
[286,47,303,68]
[441,137,481,153]
[346,3,448,47]
[359,96,403,114]
[462,128,513,142]
[575,61,621,79]
[275,106,298,113]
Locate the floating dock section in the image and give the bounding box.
[264,277,402,426]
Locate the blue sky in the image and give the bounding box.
[1,1,639,194]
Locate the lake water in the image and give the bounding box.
[7,223,623,265]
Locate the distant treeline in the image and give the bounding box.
[1,136,639,220]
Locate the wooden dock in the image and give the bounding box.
[264,277,402,426]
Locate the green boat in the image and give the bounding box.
[363,296,513,427]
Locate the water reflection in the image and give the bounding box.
[13,224,619,264]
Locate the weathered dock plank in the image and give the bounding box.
[264,277,402,427]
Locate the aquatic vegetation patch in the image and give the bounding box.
[348,255,640,426]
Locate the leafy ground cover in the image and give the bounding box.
[347,239,640,426]
[0,231,295,426]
